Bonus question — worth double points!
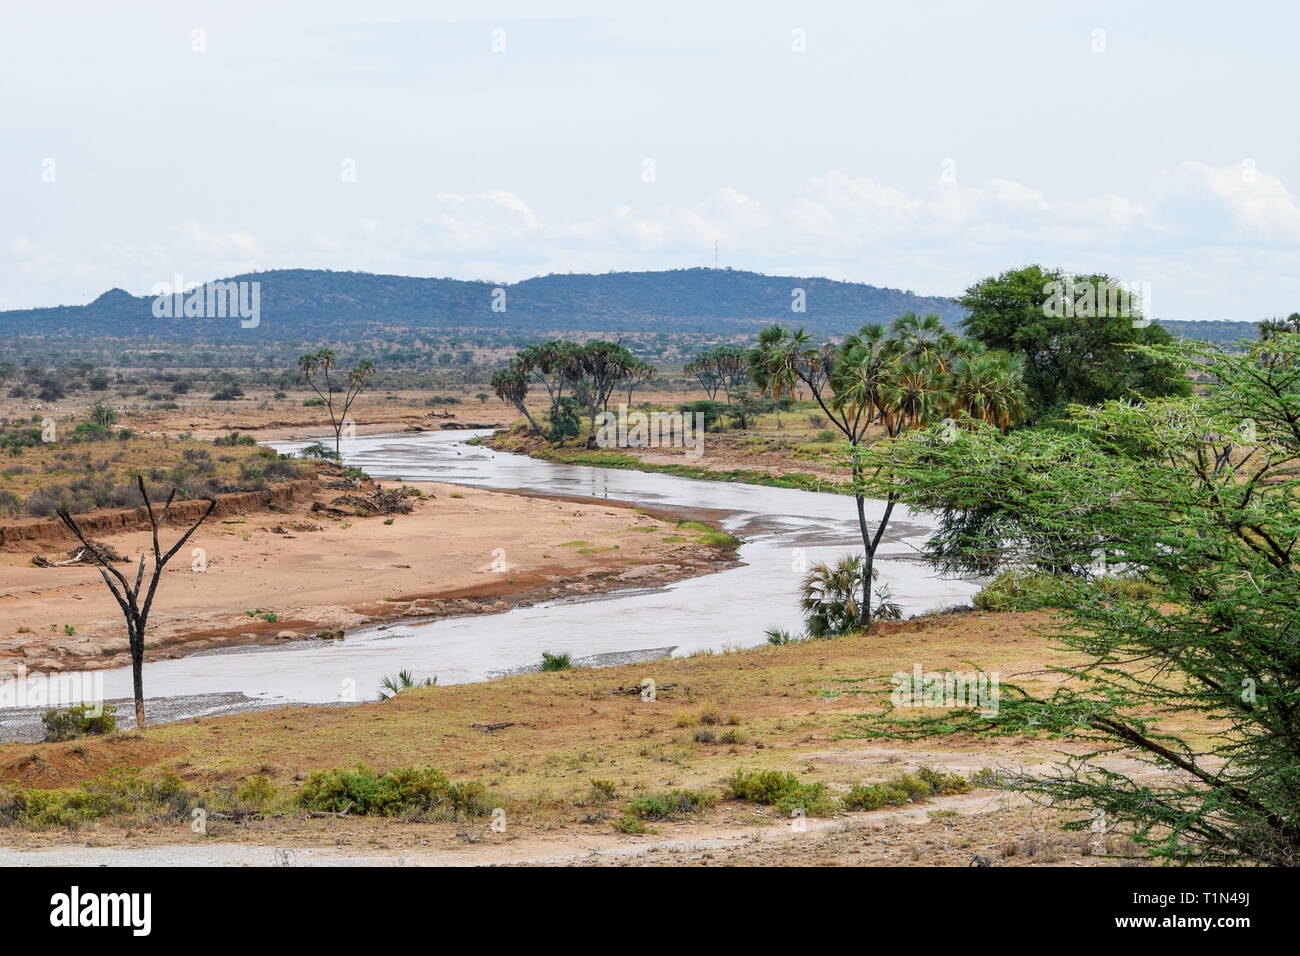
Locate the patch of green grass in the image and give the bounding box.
[675,520,714,534]
[696,530,740,549]
[558,540,589,548]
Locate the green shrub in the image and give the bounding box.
[842,767,972,811]
[975,570,1163,611]
[972,570,1065,610]
[917,765,972,796]
[727,769,838,816]
[296,764,489,819]
[588,779,618,802]
[237,775,277,808]
[842,782,911,811]
[0,770,195,829]
[612,815,648,834]
[624,788,716,821]
[540,651,573,671]
[41,703,116,742]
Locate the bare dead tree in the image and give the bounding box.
[57,476,216,730]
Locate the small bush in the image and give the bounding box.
[540,651,573,671]
[588,779,618,802]
[41,704,116,743]
[237,775,277,808]
[727,769,838,816]
[842,767,972,811]
[917,765,972,796]
[624,788,716,821]
[842,782,910,811]
[296,764,489,819]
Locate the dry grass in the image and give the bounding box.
[0,610,1087,806]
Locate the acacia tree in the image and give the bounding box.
[298,349,376,457]
[57,477,216,730]
[853,335,1300,864]
[621,358,656,406]
[959,265,1190,419]
[684,351,724,401]
[686,345,749,405]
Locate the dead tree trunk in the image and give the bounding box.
[57,477,216,731]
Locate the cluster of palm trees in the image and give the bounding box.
[747,312,1028,627]
[491,339,656,444]
[748,312,1026,439]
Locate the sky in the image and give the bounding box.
[2,0,1298,321]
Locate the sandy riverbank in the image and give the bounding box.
[0,478,738,675]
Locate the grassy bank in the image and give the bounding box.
[1,609,1087,833]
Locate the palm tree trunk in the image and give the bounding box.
[514,402,544,437]
[855,491,873,626]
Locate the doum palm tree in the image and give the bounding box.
[749,314,1026,626]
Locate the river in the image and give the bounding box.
[64,430,982,715]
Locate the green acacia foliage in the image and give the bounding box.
[853,336,1300,865]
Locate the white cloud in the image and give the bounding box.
[1167,160,1300,241]
[178,221,263,258]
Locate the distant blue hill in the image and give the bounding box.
[0,268,964,341]
[0,267,1256,344]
